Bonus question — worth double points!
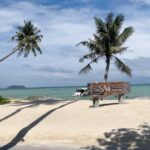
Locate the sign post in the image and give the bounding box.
[87,82,130,108]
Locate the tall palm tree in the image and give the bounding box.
[0,20,43,62]
[77,13,134,82]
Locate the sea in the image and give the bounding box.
[0,84,150,100]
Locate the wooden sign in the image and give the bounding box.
[87,82,130,98]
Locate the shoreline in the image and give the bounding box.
[1,84,150,100]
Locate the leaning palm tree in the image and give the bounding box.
[77,13,134,82]
[0,20,43,62]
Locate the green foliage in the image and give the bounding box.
[0,96,10,104]
[12,20,43,57]
[77,12,134,81]
[0,20,43,62]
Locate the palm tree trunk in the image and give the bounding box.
[104,56,110,82]
[0,48,18,62]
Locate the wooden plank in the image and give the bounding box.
[87,82,130,98]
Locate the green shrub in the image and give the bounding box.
[0,96,10,104]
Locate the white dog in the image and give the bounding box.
[73,91,81,99]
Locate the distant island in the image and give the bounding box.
[6,85,26,89]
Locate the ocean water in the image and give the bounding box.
[0,85,150,100]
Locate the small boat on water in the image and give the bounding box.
[72,88,88,97]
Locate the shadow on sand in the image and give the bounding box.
[89,102,121,108]
[0,99,67,123]
[0,100,77,150]
[81,123,150,150]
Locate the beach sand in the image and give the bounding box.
[0,99,150,149]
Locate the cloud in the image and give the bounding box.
[22,64,32,68]
[0,1,104,87]
[129,0,150,5]
[74,0,94,3]
[0,1,150,87]
[0,1,101,56]
[124,57,150,77]
[37,66,75,74]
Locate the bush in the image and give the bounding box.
[0,96,10,104]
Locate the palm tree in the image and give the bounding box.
[77,13,134,82]
[0,20,43,62]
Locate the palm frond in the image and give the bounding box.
[34,42,42,54]
[11,20,43,57]
[111,46,128,54]
[31,47,37,56]
[105,13,114,33]
[76,40,99,52]
[94,17,107,35]
[105,12,114,26]
[79,52,97,63]
[17,48,24,57]
[79,56,100,74]
[79,64,92,74]
[118,27,134,45]
[24,49,30,57]
[114,56,132,76]
[76,41,90,47]
[113,14,124,32]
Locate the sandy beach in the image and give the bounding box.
[0,99,150,149]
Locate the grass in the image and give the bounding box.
[0,96,10,104]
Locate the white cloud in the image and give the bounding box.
[0,1,103,87]
[65,0,94,3]
[114,4,150,59]
[0,1,150,87]
[130,0,150,5]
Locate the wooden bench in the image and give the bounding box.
[87,82,130,108]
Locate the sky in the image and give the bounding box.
[0,0,150,88]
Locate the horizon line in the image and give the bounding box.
[1,83,150,90]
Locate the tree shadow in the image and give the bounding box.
[0,100,77,150]
[0,99,66,123]
[81,123,150,150]
[0,103,39,122]
[10,99,67,107]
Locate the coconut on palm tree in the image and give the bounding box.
[77,13,134,82]
[0,20,43,62]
